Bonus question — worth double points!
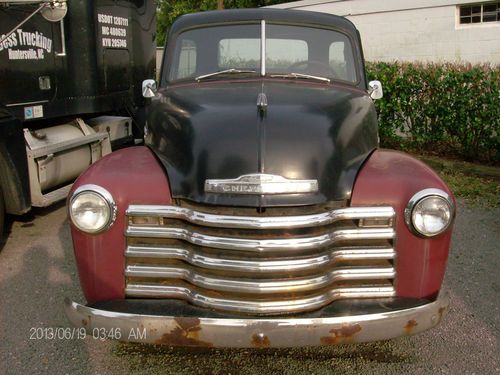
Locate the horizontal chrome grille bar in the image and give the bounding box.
[127,205,395,229]
[124,284,396,314]
[125,245,395,273]
[126,227,395,252]
[125,265,395,294]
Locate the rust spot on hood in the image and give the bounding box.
[404,319,418,335]
[320,323,362,345]
[251,333,271,348]
[155,317,213,347]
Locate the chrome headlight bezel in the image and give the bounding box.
[404,188,454,237]
[69,184,117,234]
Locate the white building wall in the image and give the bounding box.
[270,0,500,63]
[156,47,163,78]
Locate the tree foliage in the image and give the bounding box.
[156,0,290,46]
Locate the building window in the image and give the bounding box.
[459,2,500,24]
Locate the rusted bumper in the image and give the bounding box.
[64,294,449,347]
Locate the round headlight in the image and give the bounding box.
[405,189,454,237]
[69,185,116,234]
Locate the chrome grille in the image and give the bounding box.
[125,203,396,315]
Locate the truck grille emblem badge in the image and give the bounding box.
[205,174,318,195]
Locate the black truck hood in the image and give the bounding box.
[146,80,378,207]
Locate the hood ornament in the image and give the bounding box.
[257,92,268,115]
[205,174,318,195]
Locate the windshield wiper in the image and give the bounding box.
[195,69,257,82]
[269,72,330,83]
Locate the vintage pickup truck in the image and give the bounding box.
[65,9,455,347]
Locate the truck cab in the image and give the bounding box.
[65,9,454,347]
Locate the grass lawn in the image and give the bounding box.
[416,155,499,207]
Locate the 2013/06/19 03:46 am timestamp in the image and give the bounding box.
[29,327,147,341]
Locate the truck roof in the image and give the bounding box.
[170,8,358,36]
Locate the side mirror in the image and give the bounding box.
[142,79,157,98]
[368,80,383,100]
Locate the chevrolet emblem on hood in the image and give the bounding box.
[204,174,319,195]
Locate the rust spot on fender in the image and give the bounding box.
[320,324,362,345]
[83,315,92,327]
[251,333,271,348]
[404,319,418,335]
[155,317,212,347]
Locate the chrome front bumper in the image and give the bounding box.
[64,293,449,347]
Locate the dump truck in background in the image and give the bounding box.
[0,0,156,235]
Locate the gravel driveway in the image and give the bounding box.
[0,199,498,374]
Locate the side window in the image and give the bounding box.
[329,38,356,82]
[266,39,308,71]
[177,39,197,79]
[218,39,260,70]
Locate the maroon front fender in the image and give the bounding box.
[351,149,455,300]
[69,147,172,303]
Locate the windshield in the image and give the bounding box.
[167,23,358,84]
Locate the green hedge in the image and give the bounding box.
[366,62,500,163]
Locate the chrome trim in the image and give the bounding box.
[126,205,395,229]
[256,92,268,113]
[125,245,395,273]
[261,20,266,76]
[142,79,157,98]
[125,265,395,294]
[126,226,395,252]
[69,184,117,234]
[65,293,449,347]
[56,19,67,57]
[204,173,318,195]
[125,204,397,314]
[5,100,49,108]
[368,80,383,100]
[404,188,455,237]
[124,284,395,314]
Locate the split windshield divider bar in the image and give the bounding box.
[261,19,266,77]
